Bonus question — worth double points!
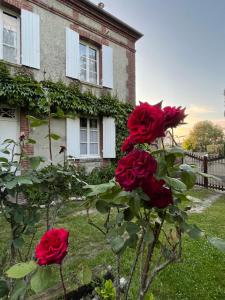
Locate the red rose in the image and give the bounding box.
[163,106,186,130]
[121,136,135,153]
[35,228,69,266]
[115,150,157,191]
[142,177,173,209]
[127,102,165,144]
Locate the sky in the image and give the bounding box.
[91,0,225,137]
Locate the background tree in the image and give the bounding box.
[182,120,224,152]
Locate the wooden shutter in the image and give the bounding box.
[102,45,113,89]
[66,28,79,79]
[66,117,80,158]
[0,10,3,60]
[21,9,40,69]
[103,117,116,158]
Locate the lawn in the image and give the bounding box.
[1,187,225,299]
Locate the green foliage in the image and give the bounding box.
[77,264,92,285]
[206,143,225,156]
[0,279,9,298]
[208,237,225,252]
[182,120,224,152]
[6,261,37,279]
[96,279,116,300]
[30,266,55,294]
[0,62,132,158]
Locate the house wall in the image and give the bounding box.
[1,0,139,171]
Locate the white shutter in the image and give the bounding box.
[102,45,113,89]
[21,9,40,69]
[66,28,79,79]
[66,117,80,158]
[103,117,116,158]
[0,10,3,60]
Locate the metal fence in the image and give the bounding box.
[184,152,225,191]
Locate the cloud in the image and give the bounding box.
[187,104,216,114]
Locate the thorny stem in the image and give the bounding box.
[59,264,67,299]
[116,254,121,300]
[88,219,106,235]
[125,228,145,300]
[25,232,36,261]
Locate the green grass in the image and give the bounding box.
[1,188,225,299]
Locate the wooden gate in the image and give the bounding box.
[184,152,225,191]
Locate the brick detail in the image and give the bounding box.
[126,47,136,105]
[2,0,33,11]
[70,24,109,46]
[72,9,79,21]
[20,110,33,169]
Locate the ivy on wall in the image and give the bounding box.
[0,62,133,158]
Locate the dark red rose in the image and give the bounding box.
[127,102,165,144]
[115,149,157,191]
[142,177,173,209]
[35,228,69,266]
[59,145,67,154]
[121,136,135,153]
[163,106,186,130]
[19,132,26,142]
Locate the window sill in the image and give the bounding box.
[79,80,103,89]
[79,156,101,161]
[0,60,22,68]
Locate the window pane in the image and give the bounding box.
[80,118,87,128]
[90,144,98,155]
[80,69,87,82]
[80,130,87,143]
[89,72,97,84]
[3,28,16,47]
[80,56,87,70]
[90,131,98,143]
[89,60,97,72]
[90,119,97,128]
[89,48,97,60]
[79,43,86,57]
[3,45,17,64]
[80,143,87,155]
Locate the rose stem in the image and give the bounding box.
[59,264,67,299]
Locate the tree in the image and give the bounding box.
[182,120,224,152]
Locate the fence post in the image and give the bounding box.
[203,155,208,188]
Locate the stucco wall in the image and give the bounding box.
[30,119,66,165]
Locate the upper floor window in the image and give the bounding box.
[79,42,99,85]
[2,11,20,64]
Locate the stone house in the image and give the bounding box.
[0,0,142,171]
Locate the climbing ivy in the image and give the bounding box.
[0,62,133,158]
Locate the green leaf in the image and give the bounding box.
[181,171,196,189]
[126,222,140,236]
[85,181,116,197]
[167,146,184,156]
[165,176,187,192]
[27,138,36,144]
[0,280,9,298]
[197,172,222,181]
[29,156,43,169]
[187,224,204,239]
[13,237,25,249]
[46,133,61,140]
[6,261,37,279]
[0,148,10,154]
[27,116,48,127]
[10,279,27,300]
[0,157,8,163]
[77,265,92,285]
[30,266,55,294]
[17,177,33,186]
[156,158,167,178]
[96,200,110,213]
[208,237,225,252]
[110,236,126,254]
[144,226,154,243]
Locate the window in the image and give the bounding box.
[2,11,20,64]
[80,118,99,157]
[79,42,99,85]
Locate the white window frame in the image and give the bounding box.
[1,8,20,65]
[79,41,99,85]
[80,118,100,159]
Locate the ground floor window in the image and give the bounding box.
[80,117,99,157]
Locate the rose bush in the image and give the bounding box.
[35,228,69,266]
